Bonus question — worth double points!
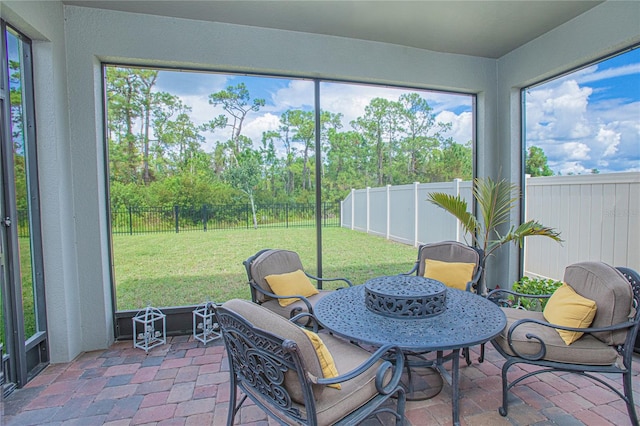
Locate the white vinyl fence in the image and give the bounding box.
[341,172,639,281]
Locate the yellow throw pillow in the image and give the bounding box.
[543,283,597,345]
[423,259,476,290]
[264,269,319,307]
[301,328,341,389]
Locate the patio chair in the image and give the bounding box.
[406,241,485,364]
[214,298,406,425]
[407,240,484,294]
[243,248,353,321]
[488,262,640,425]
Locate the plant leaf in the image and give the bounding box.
[426,192,480,244]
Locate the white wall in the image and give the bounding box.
[2,1,638,363]
[2,1,82,363]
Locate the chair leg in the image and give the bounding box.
[227,380,237,426]
[395,388,406,425]
[498,358,515,417]
[478,343,485,363]
[462,347,471,366]
[623,369,639,426]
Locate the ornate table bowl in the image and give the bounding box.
[364,275,447,318]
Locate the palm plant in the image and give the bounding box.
[427,177,562,266]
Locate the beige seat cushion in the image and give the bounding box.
[564,262,633,345]
[250,249,307,303]
[493,308,619,365]
[302,333,384,425]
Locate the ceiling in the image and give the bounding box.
[63,0,604,58]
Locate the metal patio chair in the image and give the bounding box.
[243,248,353,320]
[406,241,485,364]
[488,262,640,425]
[214,298,406,425]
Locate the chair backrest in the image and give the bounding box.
[564,261,635,346]
[416,241,483,290]
[215,299,325,423]
[617,266,640,351]
[416,241,481,275]
[244,249,306,303]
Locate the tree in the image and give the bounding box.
[324,130,371,203]
[287,110,315,191]
[525,146,553,177]
[424,140,473,182]
[427,177,562,286]
[397,93,442,180]
[352,98,401,186]
[106,67,144,183]
[205,83,265,164]
[224,151,262,229]
[138,70,159,184]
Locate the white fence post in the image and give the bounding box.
[350,188,355,230]
[414,182,419,247]
[454,178,462,242]
[386,185,391,239]
[366,187,371,233]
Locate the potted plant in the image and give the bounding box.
[427,177,563,291]
[509,276,563,311]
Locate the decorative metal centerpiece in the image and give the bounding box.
[365,275,447,318]
[193,301,221,345]
[132,306,166,352]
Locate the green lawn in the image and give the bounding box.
[113,227,418,310]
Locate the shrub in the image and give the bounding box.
[511,276,563,311]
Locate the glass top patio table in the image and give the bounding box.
[314,275,506,426]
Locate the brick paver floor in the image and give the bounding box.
[2,335,639,425]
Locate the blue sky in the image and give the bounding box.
[525,47,640,175]
[155,47,639,175]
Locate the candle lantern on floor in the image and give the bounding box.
[193,301,221,344]
[132,306,166,352]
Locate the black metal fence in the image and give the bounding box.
[110,202,341,235]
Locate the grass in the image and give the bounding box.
[112,227,419,310]
[1,237,36,345]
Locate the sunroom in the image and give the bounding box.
[1,1,639,424]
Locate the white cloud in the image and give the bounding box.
[562,142,591,160]
[526,77,640,173]
[243,113,281,146]
[268,80,315,111]
[576,63,640,85]
[595,127,620,157]
[557,161,590,176]
[436,110,472,144]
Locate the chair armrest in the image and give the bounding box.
[305,272,353,287]
[487,288,552,308]
[467,265,484,294]
[312,344,405,395]
[290,312,320,331]
[402,261,420,276]
[506,317,636,360]
[249,281,314,313]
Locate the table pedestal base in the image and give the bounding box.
[401,365,444,400]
